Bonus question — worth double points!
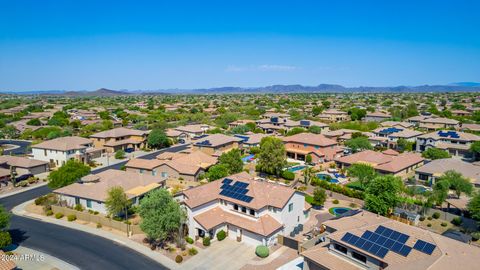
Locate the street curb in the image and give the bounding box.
[0,182,48,199]
[12,200,179,270]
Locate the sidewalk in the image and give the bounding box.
[13,199,179,270]
[0,182,48,199]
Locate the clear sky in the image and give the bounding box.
[0,0,479,91]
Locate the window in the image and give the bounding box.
[288,203,293,212]
[241,206,247,213]
[139,169,144,174]
[352,252,367,264]
[161,172,168,178]
[334,243,347,254]
[86,200,92,208]
[233,204,238,211]
[249,209,255,216]
[75,197,80,205]
[152,170,157,176]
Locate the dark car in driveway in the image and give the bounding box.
[15,173,34,181]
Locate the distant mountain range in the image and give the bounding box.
[2,83,480,96]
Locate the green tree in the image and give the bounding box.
[432,179,450,205]
[48,160,91,189]
[105,186,131,221]
[364,175,403,216]
[257,137,287,177]
[115,149,126,159]
[347,163,377,188]
[26,118,42,126]
[312,187,327,207]
[348,108,367,121]
[0,205,11,249]
[470,141,480,161]
[397,138,414,152]
[218,149,243,174]
[345,136,373,153]
[421,148,450,160]
[286,127,306,136]
[467,192,480,220]
[139,189,182,242]
[308,126,323,134]
[303,166,315,185]
[147,129,172,149]
[437,170,473,199]
[312,106,324,116]
[206,164,230,181]
[305,154,313,164]
[231,125,250,134]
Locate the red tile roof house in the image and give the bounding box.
[335,150,424,178]
[302,210,480,270]
[54,169,165,214]
[282,133,344,164]
[176,172,310,247]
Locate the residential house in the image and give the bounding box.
[416,130,480,160]
[228,120,255,129]
[418,117,459,130]
[415,158,480,187]
[192,134,243,156]
[365,112,391,122]
[302,210,480,270]
[0,156,49,177]
[283,120,329,132]
[283,133,343,163]
[380,121,415,129]
[172,124,212,142]
[451,110,471,117]
[373,127,423,149]
[90,127,149,153]
[177,172,309,246]
[460,123,480,133]
[32,136,97,167]
[233,133,270,148]
[125,151,217,182]
[318,109,349,123]
[335,150,424,177]
[54,169,165,214]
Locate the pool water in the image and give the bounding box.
[288,165,306,172]
[330,207,351,217]
[317,173,339,183]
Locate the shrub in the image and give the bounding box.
[67,214,76,222]
[216,230,226,241]
[188,247,198,256]
[96,223,102,228]
[255,245,269,258]
[115,149,126,159]
[441,222,447,227]
[332,199,339,204]
[35,196,47,205]
[18,180,28,187]
[0,232,12,249]
[281,170,295,181]
[432,212,440,219]
[203,236,211,246]
[451,217,463,226]
[74,204,84,212]
[427,223,432,227]
[427,216,433,220]
[419,216,425,221]
[471,232,480,241]
[27,177,37,184]
[185,236,194,244]
[55,213,64,219]
[175,255,183,263]
[94,211,99,215]
[46,210,53,216]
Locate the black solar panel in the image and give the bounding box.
[413,240,436,255]
[218,179,253,203]
[222,178,233,184]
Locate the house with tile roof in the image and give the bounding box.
[0,155,49,177]
[302,210,480,270]
[335,150,424,177]
[89,127,149,153]
[318,109,350,123]
[283,133,344,163]
[177,172,309,246]
[416,130,480,160]
[54,169,165,214]
[31,136,98,167]
[365,112,391,122]
[415,158,480,187]
[192,134,243,156]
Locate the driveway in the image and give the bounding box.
[182,239,256,270]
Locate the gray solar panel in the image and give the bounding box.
[413,240,436,255]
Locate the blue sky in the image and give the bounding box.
[0,0,479,91]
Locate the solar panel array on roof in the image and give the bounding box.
[379,127,403,134]
[271,117,278,123]
[437,131,460,139]
[195,140,212,146]
[193,134,209,140]
[300,120,310,126]
[340,225,414,259]
[234,135,249,143]
[219,179,253,203]
[413,240,436,255]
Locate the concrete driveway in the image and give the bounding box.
[182,239,256,270]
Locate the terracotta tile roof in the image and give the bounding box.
[283,133,337,147]
[416,158,480,184]
[335,150,424,173]
[183,172,296,210]
[125,158,165,170]
[90,127,148,138]
[0,168,10,178]
[54,169,165,202]
[0,251,16,270]
[193,134,243,148]
[104,138,143,147]
[32,136,92,151]
[174,124,211,133]
[302,245,362,270]
[193,206,282,236]
[0,156,48,168]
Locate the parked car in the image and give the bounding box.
[15,173,34,181]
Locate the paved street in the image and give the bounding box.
[0,143,190,269]
[0,139,31,155]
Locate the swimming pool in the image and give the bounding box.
[288,165,306,172]
[316,173,339,183]
[406,185,432,193]
[329,207,351,217]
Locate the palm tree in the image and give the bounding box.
[303,166,316,186]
